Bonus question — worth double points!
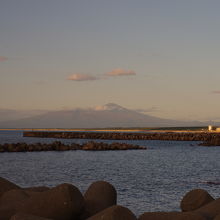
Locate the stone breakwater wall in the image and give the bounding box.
[0,141,146,153]
[23,131,220,142]
[198,136,220,146]
[0,177,220,220]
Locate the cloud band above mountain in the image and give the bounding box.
[67,73,99,81]
[0,56,8,62]
[106,68,136,76]
[67,68,136,82]
[212,91,220,94]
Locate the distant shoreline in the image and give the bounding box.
[23,130,220,145]
[1,126,218,133]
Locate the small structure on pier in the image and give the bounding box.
[208,125,220,132]
[208,125,216,131]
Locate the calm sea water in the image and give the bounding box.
[0,130,220,216]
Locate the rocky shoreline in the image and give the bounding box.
[23,131,220,146]
[0,141,146,152]
[1,177,220,220]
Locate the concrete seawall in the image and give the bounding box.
[23,131,220,142]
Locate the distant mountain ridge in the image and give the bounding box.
[0,103,208,128]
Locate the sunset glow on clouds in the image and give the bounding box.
[212,91,220,94]
[0,56,8,62]
[106,68,136,77]
[67,68,136,82]
[67,73,99,81]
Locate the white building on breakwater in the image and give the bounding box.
[208,125,220,132]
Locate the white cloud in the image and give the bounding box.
[106,68,136,77]
[67,73,99,81]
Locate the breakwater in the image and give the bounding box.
[23,131,220,143]
[0,141,146,153]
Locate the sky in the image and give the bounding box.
[1,0,220,121]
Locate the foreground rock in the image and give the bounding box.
[81,181,117,219]
[16,183,84,220]
[87,205,137,220]
[195,198,220,219]
[180,189,214,212]
[0,204,16,220]
[0,178,85,220]
[138,212,206,220]
[0,177,20,197]
[0,189,29,209]
[214,214,220,220]
[10,213,52,220]
[24,186,50,192]
[1,176,220,220]
[0,141,146,152]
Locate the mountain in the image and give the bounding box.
[0,109,48,122]
[0,103,206,128]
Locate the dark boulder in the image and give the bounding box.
[138,212,206,220]
[15,183,84,220]
[10,213,52,220]
[81,181,117,219]
[214,214,220,220]
[23,186,50,192]
[180,189,214,211]
[195,198,220,219]
[0,205,16,220]
[0,177,20,197]
[0,189,29,209]
[87,205,137,220]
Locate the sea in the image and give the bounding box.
[0,130,219,216]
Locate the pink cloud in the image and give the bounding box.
[212,91,220,94]
[0,56,8,62]
[67,73,99,81]
[106,68,136,77]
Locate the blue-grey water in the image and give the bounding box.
[0,130,220,216]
